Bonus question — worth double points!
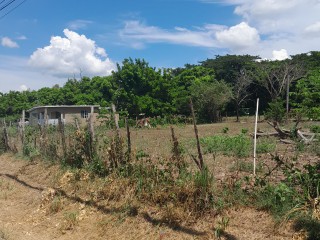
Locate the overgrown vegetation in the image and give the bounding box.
[1,107,319,238]
[1,52,320,124]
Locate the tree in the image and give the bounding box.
[169,65,216,116]
[111,58,174,117]
[201,55,260,118]
[233,69,254,122]
[257,59,304,119]
[291,70,320,120]
[190,80,233,122]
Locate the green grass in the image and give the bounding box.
[256,137,276,154]
[200,134,251,158]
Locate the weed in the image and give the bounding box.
[193,167,215,212]
[222,127,229,134]
[256,137,276,154]
[201,134,251,158]
[232,160,262,173]
[254,183,298,220]
[241,128,248,134]
[48,197,63,214]
[310,125,320,133]
[135,149,149,159]
[214,216,230,240]
[62,211,78,230]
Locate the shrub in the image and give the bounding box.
[264,98,286,123]
[200,134,251,158]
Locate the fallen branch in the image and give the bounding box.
[279,139,295,144]
[297,130,316,144]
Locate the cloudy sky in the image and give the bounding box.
[1,0,320,92]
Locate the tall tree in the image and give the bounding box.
[190,80,233,122]
[257,59,304,119]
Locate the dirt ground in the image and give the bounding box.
[0,152,300,240]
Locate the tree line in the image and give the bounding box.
[1,52,320,123]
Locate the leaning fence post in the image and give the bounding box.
[21,110,25,145]
[125,117,131,162]
[59,118,66,159]
[190,98,204,171]
[253,98,259,176]
[3,119,10,152]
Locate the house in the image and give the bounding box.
[27,105,100,126]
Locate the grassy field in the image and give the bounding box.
[0,117,319,239]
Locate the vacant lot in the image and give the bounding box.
[0,119,319,239]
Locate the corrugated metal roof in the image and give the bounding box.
[27,105,100,112]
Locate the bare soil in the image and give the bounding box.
[0,152,298,240]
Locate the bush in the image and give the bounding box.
[264,98,286,123]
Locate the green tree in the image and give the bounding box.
[190,80,233,122]
[291,70,320,120]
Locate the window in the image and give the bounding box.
[81,110,88,119]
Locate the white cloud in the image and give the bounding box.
[305,21,320,34]
[215,22,260,49]
[119,20,218,48]
[1,37,19,48]
[118,1,320,61]
[272,49,289,60]
[228,0,320,35]
[0,55,67,93]
[17,35,27,40]
[19,84,28,91]
[199,0,320,59]
[67,20,93,30]
[29,29,116,78]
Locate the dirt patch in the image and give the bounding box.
[0,153,301,239]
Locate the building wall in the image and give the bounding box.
[28,106,98,126]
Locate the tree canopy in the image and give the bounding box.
[1,52,319,122]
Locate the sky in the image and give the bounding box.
[1,0,320,93]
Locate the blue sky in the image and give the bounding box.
[1,0,320,92]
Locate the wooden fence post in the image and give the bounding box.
[3,119,10,152]
[21,110,25,145]
[253,98,259,176]
[190,98,204,171]
[125,117,131,162]
[112,103,120,138]
[58,118,66,159]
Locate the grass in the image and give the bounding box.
[48,196,63,214]
[256,137,276,154]
[61,211,78,231]
[200,134,251,158]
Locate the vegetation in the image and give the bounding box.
[1,52,320,123]
[1,51,320,238]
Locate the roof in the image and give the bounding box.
[27,105,100,112]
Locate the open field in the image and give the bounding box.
[0,119,319,239]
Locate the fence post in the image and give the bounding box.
[21,110,25,145]
[58,118,66,159]
[253,98,259,176]
[190,98,204,171]
[112,103,120,138]
[125,117,131,162]
[2,119,10,152]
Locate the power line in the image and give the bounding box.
[0,0,16,12]
[0,0,26,19]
